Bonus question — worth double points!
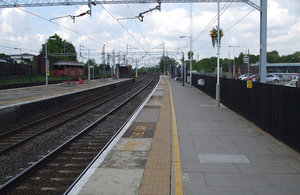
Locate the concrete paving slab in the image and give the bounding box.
[146,99,162,107]
[190,130,227,136]
[225,146,275,155]
[210,127,254,132]
[122,122,156,138]
[78,168,144,195]
[112,138,152,151]
[233,140,280,148]
[217,135,260,141]
[178,140,194,147]
[185,186,256,195]
[178,135,219,142]
[183,163,240,173]
[181,146,228,155]
[263,173,300,187]
[134,108,160,122]
[99,150,149,169]
[198,154,251,163]
[268,147,292,155]
[236,163,298,173]
[290,163,300,172]
[182,172,206,186]
[193,139,236,148]
[246,154,300,164]
[253,186,300,195]
[204,172,271,187]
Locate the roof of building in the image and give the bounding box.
[10,53,36,59]
[251,62,300,67]
[53,61,85,66]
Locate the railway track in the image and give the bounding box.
[0,74,159,194]
[0,76,148,155]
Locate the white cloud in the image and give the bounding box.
[0,0,299,62]
[0,8,32,34]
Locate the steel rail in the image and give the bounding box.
[64,75,159,194]
[0,74,158,194]
[0,76,150,155]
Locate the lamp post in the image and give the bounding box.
[152,43,165,75]
[182,51,185,86]
[45,37,56,88]
[14,48,21,63]
[228,45,240,78]
[290,56,294,76]
[180,36,193,88]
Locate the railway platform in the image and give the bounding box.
[1,75,300,194]
[69,76,300,195]
[0,78,132,127]
[0,78,127,109]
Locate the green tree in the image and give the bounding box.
[85,59,97,74]
[267,50,280,63]
[0,53,11,62]
[249,54,259,64]
[194,57,217,73]
[40,34,77,62]
[158,56,175,73]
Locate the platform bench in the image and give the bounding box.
[61,81,77,87]
[100,77,109,82]
[83,79,90,84]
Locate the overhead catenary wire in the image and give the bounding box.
[180,1,232,50]
[16,7,116,52]
[96,3,148,53]
[126,5,152,51]
[193,8,256,52]
[0,30,43,54]
[75,5,126,47]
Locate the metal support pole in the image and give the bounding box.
[228,51,230,77]
[190,1,193,88]
[233,46,235,78]
[88,49,90,81]
[113,49,115,75]
[216,0,220,107]
[163,43,165,75]
[45,39,48,88]
[135,59,138,78]
[45,38,56,88]
[182,52,185,86]
[259,0,267,83]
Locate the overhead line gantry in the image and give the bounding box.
[0,0,267,83]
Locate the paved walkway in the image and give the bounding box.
[169,77,300,194]
[2,75,300,194]
[0,78,123,109]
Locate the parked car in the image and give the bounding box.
[266,74,280,83]
[238,73,253,80]
[285,79,298,87]
[249,74,259,81]
[294,75,299,79]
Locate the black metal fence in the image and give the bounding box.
[0,63,32,78]
[192,75,300,153]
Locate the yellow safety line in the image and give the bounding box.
[167,79,183,195]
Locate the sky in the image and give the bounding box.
[0,0,299,67]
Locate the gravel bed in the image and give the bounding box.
[0,77,154,186]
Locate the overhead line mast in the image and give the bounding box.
[0,0,266,83]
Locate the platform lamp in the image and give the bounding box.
[228,45,240,79]
[45,38,56,88]
[180,36,193,88]
[14,48,21,63]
